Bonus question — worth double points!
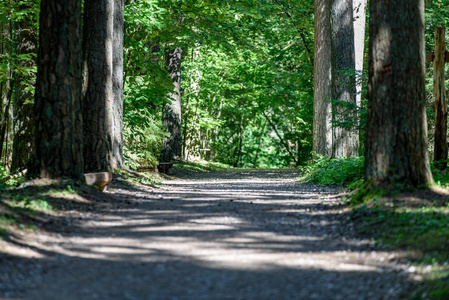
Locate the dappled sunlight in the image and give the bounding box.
[26,197,388,276]
[165,179,298,185]
[40,226,386,274]
[1,170,411,299]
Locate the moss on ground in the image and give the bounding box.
[351,185,449,299]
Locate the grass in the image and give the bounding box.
[353,197,449,299]
[114,168,163,186]
[0,179,101,241]
[0,168,167,242]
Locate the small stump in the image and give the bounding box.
[84,172,113,192]
[157,162,174,174]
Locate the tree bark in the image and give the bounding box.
[313,0,333,157]
[83,0,116,172]
[161,47,183,162]
[29,0,83,179]
[11,10,37,173]
[365,0,432,186]
[0,20,12,163]
[433,27,447,168]
[112,0,125,169]
[331,0,358,157]
[353,0,367,121]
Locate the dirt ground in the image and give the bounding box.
[0,169,418,299]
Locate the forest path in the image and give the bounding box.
[19,169,412,299]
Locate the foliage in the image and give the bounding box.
[123,110,166,170]
[0,0,39,92]
[0,162,8,180]
[433,167,449,188]
[299,154,364,186]
[424,0,449,160]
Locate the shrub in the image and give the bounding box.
[300,153,364,186]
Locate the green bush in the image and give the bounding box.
[300,154,364,186]
[123,110,167,170]
[0,163,8,181]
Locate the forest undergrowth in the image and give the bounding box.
[300,157,449,299]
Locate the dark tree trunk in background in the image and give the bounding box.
[112,0,125,169]
[29,0,83,179]
[11,12,37,173]
[0,20,13,162]
[83,0,123,172]
[161,47,183,162]
[433,27,447,168]
[313,0,333,157]
[365,0,432,186]
[331,0,358,157]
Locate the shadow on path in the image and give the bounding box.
[3,170,412,299]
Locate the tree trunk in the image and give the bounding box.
[112,0,125,169]
[331,0,358,157]
[161,47,183,162]
[0,20,12,164]
[11,11,37,173]
[365,0,432,186]
[29,0,83,179]
[353,0,367,113]
[83,0,115,172]
[433,27,447,168]
[313,0,333,157]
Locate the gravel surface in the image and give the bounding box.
[1,169,414,299]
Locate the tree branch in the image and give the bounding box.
[273,0,314,67]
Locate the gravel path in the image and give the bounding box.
[6,169,413,299]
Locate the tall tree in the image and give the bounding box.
[433,27,447,168]
[83,0,124,172]
[331,0,357,157]
[314,0,360,158]
[353,0,367,111]
[29,0,84,179]
[0,18,13,163]
[161,46,183,162]
[11,6,37,173]
[112,0,125,169]
[313,0,333,157]
[365,0,432,186]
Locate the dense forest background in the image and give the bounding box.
[0,0,448,175]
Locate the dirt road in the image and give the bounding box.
[2,169,413,299]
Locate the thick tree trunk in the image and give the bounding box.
[331,0,358,157]
[11,13,37,173]
[313,0,333,157]
[112,0,125,169]
[433,27,447,168]
[365,0,432,186]
[83,0,118,172]
[161,47,183,162]
[29,0,83,179]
